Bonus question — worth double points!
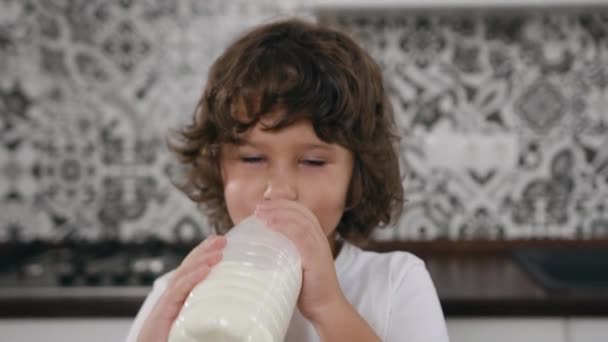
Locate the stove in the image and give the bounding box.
[0,240,197,317]
[0,240,190,288]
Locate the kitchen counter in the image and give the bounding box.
[425,255,607,317]
[1,240,608,318]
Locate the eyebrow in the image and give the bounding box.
[237,140,333,150]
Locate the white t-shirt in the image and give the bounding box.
[126,241,450,342]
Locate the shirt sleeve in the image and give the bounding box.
[124,271,173,342]
[384,259,450,342]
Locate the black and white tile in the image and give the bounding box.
[1,1,607,241]
[324,12,608,240]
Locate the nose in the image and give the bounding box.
[263,167,297,201]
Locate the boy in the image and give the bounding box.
[127,18,449,342]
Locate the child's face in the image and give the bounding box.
[220,115,353,237]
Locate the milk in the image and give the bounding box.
[168,217,302,342]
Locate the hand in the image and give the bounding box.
[136,235,226,342]
[254,199,345,324]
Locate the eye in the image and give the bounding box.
[240,156,265,163]
[301,159,326,167]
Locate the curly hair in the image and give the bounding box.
[167,18,404,243]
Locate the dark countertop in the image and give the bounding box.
[1,240,608,318]
[425,255,608,317]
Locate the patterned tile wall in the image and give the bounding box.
[0,1,607,242]
[0,0,297,242]
[322,11,608,241]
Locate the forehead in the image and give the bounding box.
[238,118,326,146]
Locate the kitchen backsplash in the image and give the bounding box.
[1,0,606,242]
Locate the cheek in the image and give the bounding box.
[303,177,350,236]
[222,172,265,225]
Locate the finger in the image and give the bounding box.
[260,200,319,227]
[155,265,213,320]
[256,199,320,229]
[266,219,333,272]
[179,235,226,268]
[257,209,319,251]
[256,201,322,236]
[256,206,327,248]
[174,250,223,280]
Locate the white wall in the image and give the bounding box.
[448,318,567,342]
[0,319,133,342]
[2,318,607,342]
